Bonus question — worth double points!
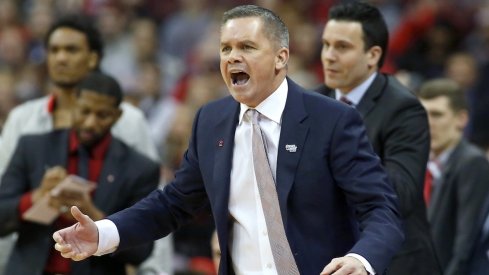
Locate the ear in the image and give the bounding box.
[88,52,99,70]
[275,47,289,71]
[455,109,468,131]
[367,45,382,69]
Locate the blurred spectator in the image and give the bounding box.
[98,3,135,92]
[0,26,28,73]
[25,1,54,65]
[466,62,489,154]
[444,52,478,92]
[419,78,489,275]
[0,68,18,132]
[0,72,158,275]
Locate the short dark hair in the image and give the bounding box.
[77,72,123,106]
[45,14,103,63]
[222,5,289,49]
[418,78,467,112]
[329,1,388,67]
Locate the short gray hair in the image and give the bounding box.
[222,5,289,49]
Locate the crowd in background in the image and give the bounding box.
[2,0,489,274]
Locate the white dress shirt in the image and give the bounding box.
[95,78,374,274]
[335,72,377,106]
[227,79,288,274]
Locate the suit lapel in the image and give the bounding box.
[211,98,240,244]
[92,140,125,210]
[356,74,386,118]
[276,79,309,225]
[427,142,462,219]
[316,73,387,119]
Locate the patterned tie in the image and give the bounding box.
[423,169,433,206]
[247,109,300,274]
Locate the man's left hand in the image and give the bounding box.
[321,256,368,275]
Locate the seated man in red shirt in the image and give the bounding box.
[0,72,160,275]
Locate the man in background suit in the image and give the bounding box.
[0,72,159,275]
[316,2,441,274]
[53,5,404,275]
[418,78,489,275]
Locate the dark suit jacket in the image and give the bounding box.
[0,130,159,275]
[467,193,489,275]
[109,78,404,274]
[427,139,489,275]
[317,73,441,275]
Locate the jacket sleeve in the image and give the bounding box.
[108,157,162,265]
[381,98,430,217]
[330,107,404,273]
[0,137,30,236]
[108,107,209,251]
[447,155,489,274]
[0,107,25,179]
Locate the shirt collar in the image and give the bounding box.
[238,78,288,125]
[431,145,455,168]
[335,72,377,106]
[47,94,57,113]
[69,130,112,160]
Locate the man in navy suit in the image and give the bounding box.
[53,5,403,275]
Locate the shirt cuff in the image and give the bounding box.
[94,219,120,256]
[346,253,375,275]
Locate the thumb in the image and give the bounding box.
[71,206,91,225]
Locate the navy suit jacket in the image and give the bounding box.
[0,130,159,275]
[110,78,404,274]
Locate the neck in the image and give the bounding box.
[52,85,78,110]
[338,69,377,94]
[433,135,461,159]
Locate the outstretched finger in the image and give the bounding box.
[321,258,342,275]
[70,206,91,225]
[53,231,63,243]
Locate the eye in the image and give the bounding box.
[336,43,350,51]
[66,45,80,54]
[78,108,90,116]
[243,44,253,50]
[96,111,111,120]
[221,46,231,53]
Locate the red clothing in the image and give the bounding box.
[18,130,111,274]
[424,169,433,206]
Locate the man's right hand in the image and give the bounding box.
[53,206,99,261]
[32,166,67,203]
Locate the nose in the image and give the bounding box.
[53,50,69,64]
[321,46,336,62]
[227,49,242,63]
[83,114,97,129]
